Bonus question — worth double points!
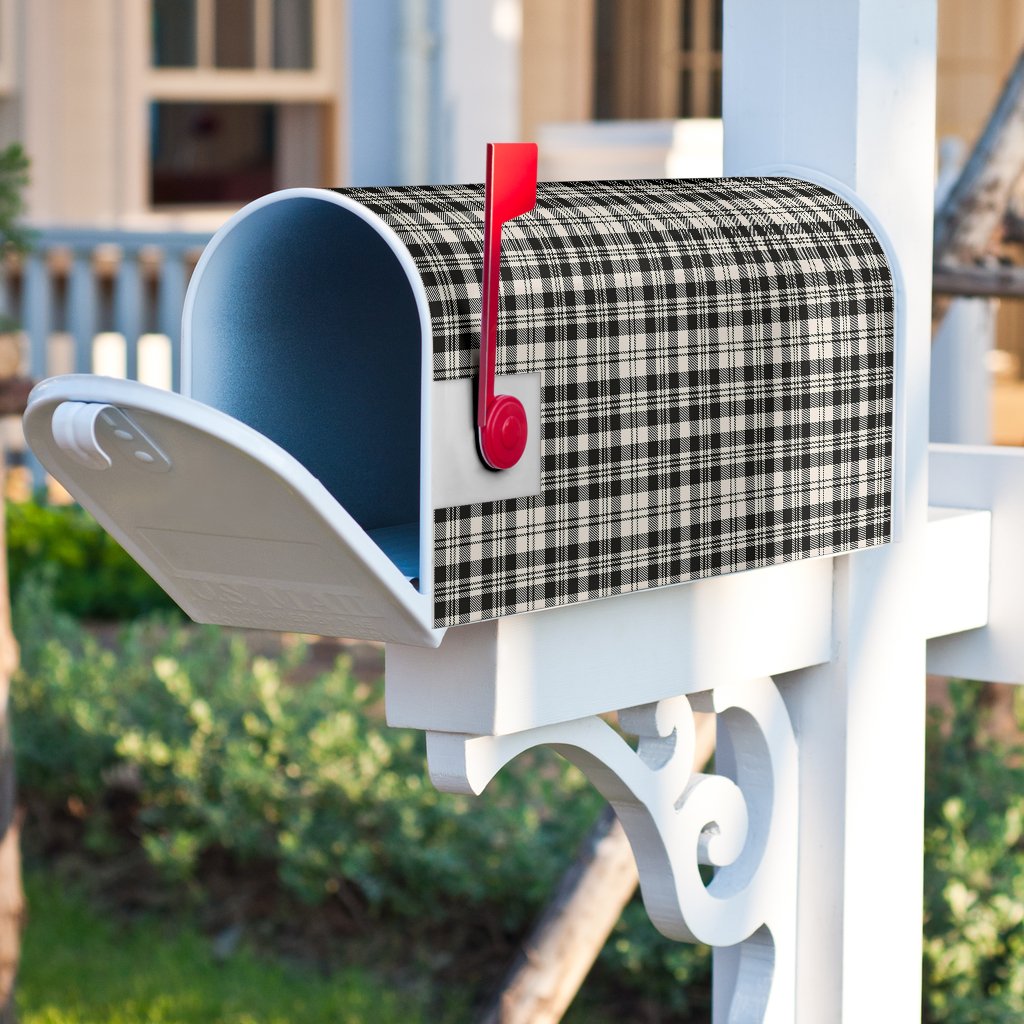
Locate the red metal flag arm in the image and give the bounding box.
[477,141,538,470]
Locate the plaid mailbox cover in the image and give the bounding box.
[342,177,894,629]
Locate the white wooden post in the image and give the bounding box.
[723,1,936,1019]
[931,298,995,445]
[931,137,994,447]
[438,0,522,182]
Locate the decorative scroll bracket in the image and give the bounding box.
[425,675,798,1024]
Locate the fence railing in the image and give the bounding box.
[1,226,213,489]
[7,226,213,394]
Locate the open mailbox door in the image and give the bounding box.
[23,375,442,647]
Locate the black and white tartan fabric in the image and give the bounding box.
[339,178,894,628]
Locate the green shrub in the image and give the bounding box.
[20,481,1024,1024]
[24,547,1024,1019]
[589,900,711,1021]
[11,575,711,1014]
[923,681,1024,1022]
[13,575,574,913]
[7,498,179,619]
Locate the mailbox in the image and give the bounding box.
[23,158,895,647]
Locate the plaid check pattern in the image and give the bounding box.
[339,178,894,628]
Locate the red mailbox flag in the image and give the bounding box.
[477,142,538,470]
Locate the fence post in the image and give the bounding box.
[113,248,142,383]
[21,251,51,490]
[21,252,49,383]
[67,250,98,376]
[158,251,187,393]
[931,297,995,444]
[723,1,935,1019]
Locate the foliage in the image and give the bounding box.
[17,871,455,1024]
[584,900,712,1021]
[0,142,31,256]
[16,506,1024,1018]
[0,142,32,332]
[922,681,1024,1023]
[12,576,713,1016]
[7,499,179,619]
[13,575,586,917]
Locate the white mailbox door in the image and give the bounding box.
[23,375,442,647]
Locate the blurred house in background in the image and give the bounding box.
[6,0,340,230]
[0,0,1022,464]
[0,0,1016,224]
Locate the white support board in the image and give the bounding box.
[928,444,1024,683]
[925,507,991,641]
[386,556,832,736]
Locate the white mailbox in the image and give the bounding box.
[20,144,928,1024]
[24,151,895,650]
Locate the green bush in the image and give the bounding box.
[7,499,179,619]
[11,576,710,1015]
[13,575,580,913]
[20,532,1024,1019]
[923,681,1024,1022]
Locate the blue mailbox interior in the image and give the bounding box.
[186,195,423,582]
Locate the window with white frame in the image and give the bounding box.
[594,0,722,120]
[146,0,336,208]
[152,0,315,71]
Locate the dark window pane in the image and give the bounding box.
[681,0,694,52]
[152,0,196,67]
[593,0,618,119]
[710,68,722,117]
[274,0,314,69]
[150,102,276,205]
[679,67,693,117]
[713,0,723,52]
[215,0,255,68]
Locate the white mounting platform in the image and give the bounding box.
[387,557,833,735]
[928,445,1024,683]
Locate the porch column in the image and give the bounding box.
[722,2,936,1020]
